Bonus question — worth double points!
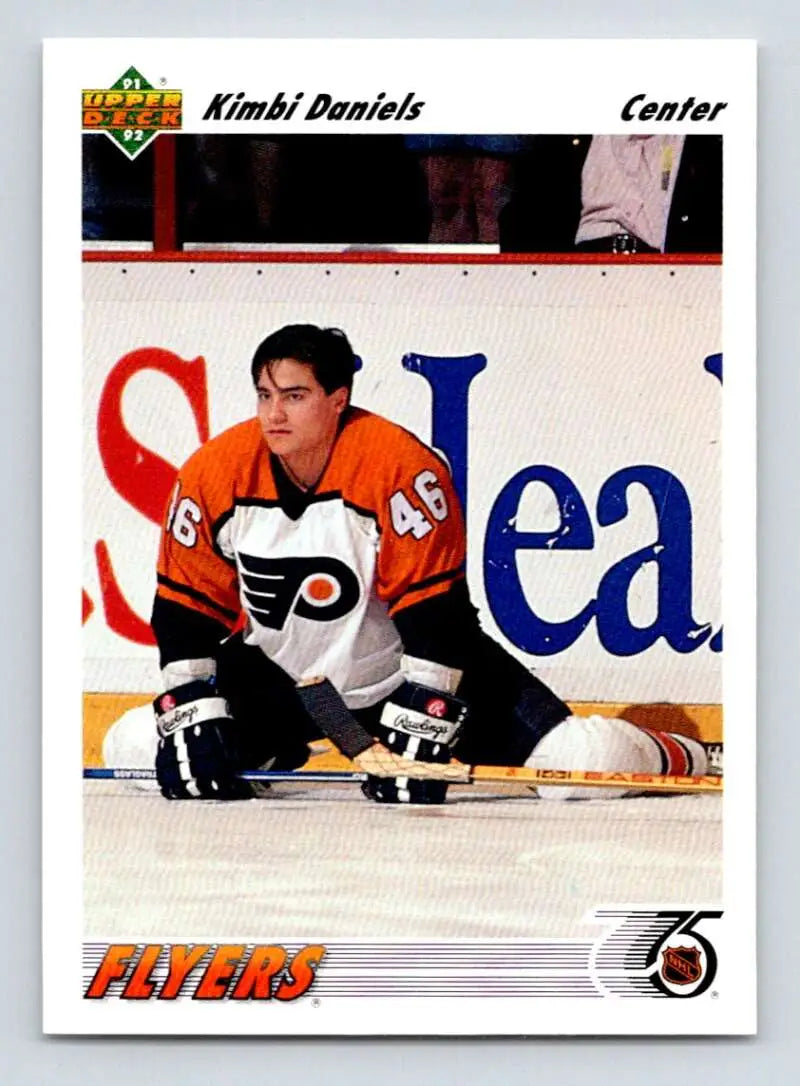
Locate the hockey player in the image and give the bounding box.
[104,323,709,803]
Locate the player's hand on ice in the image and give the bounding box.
[360,682,467,805]
[153,680,252,800]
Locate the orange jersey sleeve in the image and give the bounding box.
[155,423,264,628]
[336,414,466,615]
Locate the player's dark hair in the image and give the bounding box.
[251,324,357,395]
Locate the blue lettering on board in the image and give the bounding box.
[402,352,487,512]
[398,348,720,659]
[483,466,595,654]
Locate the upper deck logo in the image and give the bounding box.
[82,66,182,159]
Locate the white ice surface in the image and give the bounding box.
[84,784,721,941]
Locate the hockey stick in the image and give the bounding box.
[83,765,722,794]
[292,677,722,793]
[86,677,722,793]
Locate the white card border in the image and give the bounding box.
[42,37,756,1036]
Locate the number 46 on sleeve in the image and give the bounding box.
[389,470,449,540]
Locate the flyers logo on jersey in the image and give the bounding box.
[238,554,361,630]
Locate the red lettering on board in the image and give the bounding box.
[95,348,210,643]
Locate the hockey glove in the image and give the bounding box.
[361,682,467,805]
[154,680,252,800]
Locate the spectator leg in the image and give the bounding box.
[471,155,513,245]
[420,153,475,243]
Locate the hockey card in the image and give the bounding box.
[42,38,756,1034]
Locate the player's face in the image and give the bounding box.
[255,358,348,463]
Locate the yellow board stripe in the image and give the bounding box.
[83,693,722,768]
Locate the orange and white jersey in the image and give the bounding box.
[156,408,466,709]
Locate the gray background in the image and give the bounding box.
[6,1,795,1081]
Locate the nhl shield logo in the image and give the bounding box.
[661,945,703,986]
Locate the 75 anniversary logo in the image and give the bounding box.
[592,909,723,998]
